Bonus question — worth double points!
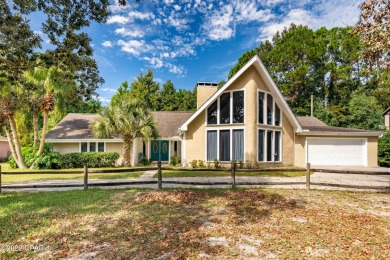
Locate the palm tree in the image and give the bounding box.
[24,66,72,157]
[92,98,158,166]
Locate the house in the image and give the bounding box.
[382,107,390,129]
[0,136,11,160]
[47,56,383,167]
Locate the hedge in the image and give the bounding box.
[61,152,120,168]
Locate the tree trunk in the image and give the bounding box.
[33,112,39,147]
[8,115,27,169]
[3,126,19,164]
[122,135,133,167]
[37,111,48,157]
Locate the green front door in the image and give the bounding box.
[150,140,169,161]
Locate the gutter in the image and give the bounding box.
[296,131,385,137]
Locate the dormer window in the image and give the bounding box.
[207,90,245,125]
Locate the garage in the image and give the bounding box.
[307,138,367,166]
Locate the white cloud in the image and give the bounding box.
[128,11,155,21]
[234,1,274,23]
[102,41,114,47]
[97,96,111,104]
[117,39,153,56]
[203,4,235,41]
[142,56,164,68]
[164,0,175,4]
[173,4,181,11]
[115,27,145,38]
[107,15,129,24]
[101,87,117,93]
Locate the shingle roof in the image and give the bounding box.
[382,107,390,116]
[0,136,7,141]
[46,113,103,139]
[297,116,373,133]
[46,111,194,140]
[150,111,193,138]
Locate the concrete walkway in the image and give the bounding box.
[1,171,389,193]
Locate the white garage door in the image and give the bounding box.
[307,138,367,166]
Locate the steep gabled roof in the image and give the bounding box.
[179,55,302,132]
[150,111,193,138]
[382,107,390,116]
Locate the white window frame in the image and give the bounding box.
[205,90,246,126]
[257,128,282,163]
[257,90,283,127]
[79,142,106,152]
[205,127,245,162]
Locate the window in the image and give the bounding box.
[219,130,230,161]
[258,130,264,161]
[258,91,282,127]
[98,142,105,152]
[81,142,105,152]
[90,142,96,152]
[207,129,245,162]
[258,129,281,162]
[232,130,244,161]
[81,142,88,152]
[267,94,273,125]
[233,91,244,123]
[219,93,230,124]
[207,131,217,161]
[207,100,218,125]
[207,90,244,125]
[258,92,264,124]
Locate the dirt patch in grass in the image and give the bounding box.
[0,189,389,259]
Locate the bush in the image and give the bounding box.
[214,159,220,169]
[190,160,198,168]
[239,160,244,169]
[245,160,252,169]
[198,160,205,168]
[378,131,390,167]
[140,157,151,166]
[35,152,62,169]
[170,155,179,166]
[61,152,120,168]
[8,143,54,169]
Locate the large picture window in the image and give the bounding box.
[233,91,244,123]
[207,129,245,162]
[207,131,217,161]
[258,91,281,126]
[219,130,230,161]
[80,142,106,152]
[258,129,281,162]
[220,93,231,124]
[207,90,244,125]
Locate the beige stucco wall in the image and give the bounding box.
[106,142,124,165]
[294,135,378,167]
[185,65,295,166]
[53,143,79,154]
[197,86,218,108]
[385,114,389,129]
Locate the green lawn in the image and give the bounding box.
[154,170,308,178]
[1,172,143,184]
[0,188,388,258]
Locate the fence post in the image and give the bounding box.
[84,164,88,190]
[157,161,162,189]
[231,162,236,189]
[306,163,311,190]
[0,165,2,194]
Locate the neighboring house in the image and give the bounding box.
[382,107,390,129]
[0,136,11,160]
[47,56,383,167]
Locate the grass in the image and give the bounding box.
[0,188,389,258]
[1,172,143,184]
[154,170,308,178]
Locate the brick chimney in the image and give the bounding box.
[196,82,218,109]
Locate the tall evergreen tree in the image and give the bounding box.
[129,70,160,111]
[160,80,177,111]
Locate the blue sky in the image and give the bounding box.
[31,0,363,104]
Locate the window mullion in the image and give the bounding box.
[230,92,233,124]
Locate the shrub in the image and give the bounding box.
[198,160,205,168]
[170,155,179,166]
[61,152,120,168]
[190,160,198,168]
[378,131,390,167]
[8,143,53,169]
[239,160,244,169]
[245,160,252,169]
[140,157,151,166]
[206,162,212,168]
[35,152,62,169]
[214,159,220,169]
